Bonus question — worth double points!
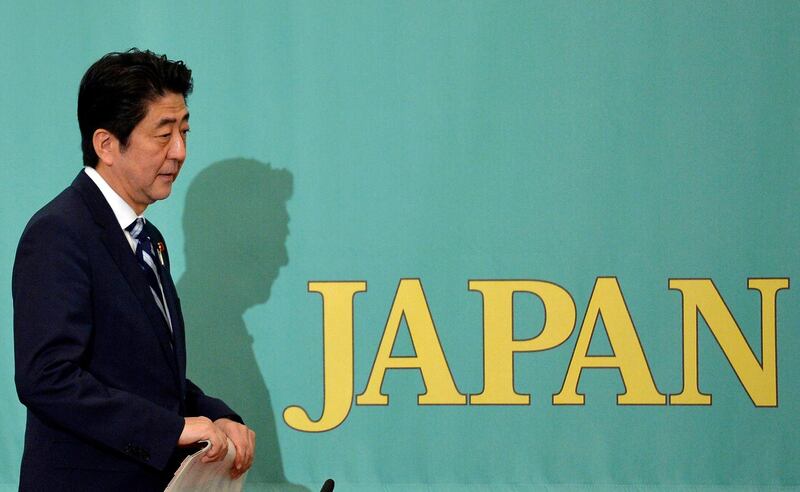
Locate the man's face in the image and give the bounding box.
[107,92,190,213]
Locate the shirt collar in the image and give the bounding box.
[83,167,141,230]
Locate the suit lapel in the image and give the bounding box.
[71,172,180,384]
[161,263,187,392]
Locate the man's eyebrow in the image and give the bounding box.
[155,113,190,128]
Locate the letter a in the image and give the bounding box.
[356,279,466,405]
[553,277,666,405]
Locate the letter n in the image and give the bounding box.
[669,278,788,406]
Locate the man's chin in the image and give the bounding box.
[149,185,174,203]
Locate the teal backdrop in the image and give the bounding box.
[1,1,798,490]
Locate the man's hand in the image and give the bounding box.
[214,417,256,479]
[178,416,229,463]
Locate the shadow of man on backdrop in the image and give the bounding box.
[178,158,306,490]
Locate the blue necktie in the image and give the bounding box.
[125,218,172,332]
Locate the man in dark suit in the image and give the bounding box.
[13,49,255,491]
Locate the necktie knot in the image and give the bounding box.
[126,218,145,240]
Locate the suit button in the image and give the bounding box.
[123,443,149,461]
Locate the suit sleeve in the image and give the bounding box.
[184,378,243,424]
[13,214,185,471]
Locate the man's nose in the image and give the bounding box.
[167,131,186,161]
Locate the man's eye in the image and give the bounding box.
[157,133,170,139]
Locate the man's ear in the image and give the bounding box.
[92,129,118,166]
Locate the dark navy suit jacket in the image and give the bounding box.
[13,171,238,491]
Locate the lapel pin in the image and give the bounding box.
[156,242,166,267]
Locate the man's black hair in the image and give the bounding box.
[78,48,193,168]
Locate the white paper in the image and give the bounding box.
[164,438,247,492]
